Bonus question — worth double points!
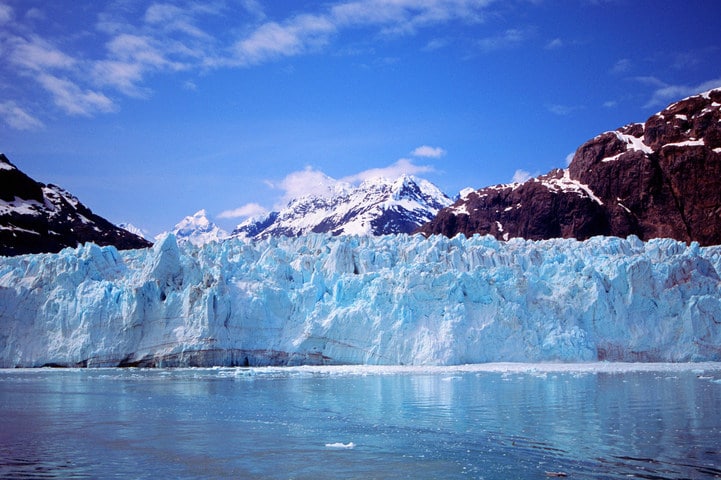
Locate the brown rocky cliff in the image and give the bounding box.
[418,88,721,246]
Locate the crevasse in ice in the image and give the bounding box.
[0,233,719,367]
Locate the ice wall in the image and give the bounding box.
[1,233,720,367]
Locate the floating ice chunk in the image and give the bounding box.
[325,442,356,449]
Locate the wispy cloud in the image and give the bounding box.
[544,38,563,50]
[266,157,436,208]
[7,35,76,71]
[0,101,44,130]
[0,4,12,24]
[476,28,530,52]
[423,37,451,51]
[266,166,340,206]
[37,74,116,116]
[610,58,632,74]
[0,0,498,127]
[218,203,268,219]
[511,169,532,183]
[93,33,188,96]
[330,0,489,35]
[231,15,336,66]
[546,103,583,116]
[144,3,212,39]
[640,77,721,107]
[341,158,435,183]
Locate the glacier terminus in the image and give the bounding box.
[0,233,720,367]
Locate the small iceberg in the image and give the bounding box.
[325,442,356,449]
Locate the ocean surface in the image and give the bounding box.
[1,363,720,479]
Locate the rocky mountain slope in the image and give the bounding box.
[233,175,452,239]
[0,154,151,256]
[418,88,721,246]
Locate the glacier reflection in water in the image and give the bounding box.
[1,364,720,479]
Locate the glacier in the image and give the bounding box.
[0,233,720,367]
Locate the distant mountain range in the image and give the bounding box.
[3,88,720,255]
[163,175,452,245]
[0,154,151,256]
[418,88,721,246]
[232,175,453,240]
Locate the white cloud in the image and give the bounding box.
[267,158,436,208]
[511,169,531,184]
[232,15,336,66]
[267,166,341,207]
[340,158,434,183]
[546,103,582,116]
[411,145,446,158]
[477,28,529,52]
[93,33,189,96]
[144,3,211,39]
[0,101,44,130]
[37,73,115,116]
[218,203,268,219]
[565,152,575,167]
[545,38,563,50]
[25,7,45,21]
[642,77,721,108]
[1,0,499,124]
[228,0,495,66]
[8,35,76,71]
[0,4,13,24]
[93,60,147,97]
[423,38,450,51]
[610,58,632,74]
[331,0,489,35]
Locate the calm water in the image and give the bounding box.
[1,364,720,479]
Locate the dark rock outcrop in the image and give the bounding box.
[418,88,721,246]
[0,154,152,256]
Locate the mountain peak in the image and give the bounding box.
[232,175,452,239]
[167,209,228,246]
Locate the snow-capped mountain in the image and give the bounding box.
[232,175,453,239]
[0,154,151,256]
[166,209,228,246]
[419,87,721,246]
[1,233,719,367]
[118,222,150,241]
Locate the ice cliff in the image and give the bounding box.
[1,233,720,367]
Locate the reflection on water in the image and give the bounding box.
[1,365,720,479]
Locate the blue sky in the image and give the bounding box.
[1,0,720,236]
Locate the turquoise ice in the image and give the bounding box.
[1,233,720,367]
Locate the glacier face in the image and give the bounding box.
[1,233,720,367]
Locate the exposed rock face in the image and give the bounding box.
[0,154,152,256]
[418,88,721,246]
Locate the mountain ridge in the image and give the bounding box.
[0,154,151,256]
[417,88,721,246]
